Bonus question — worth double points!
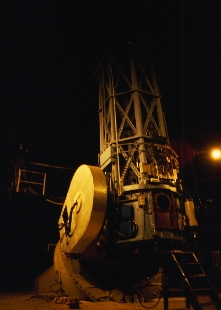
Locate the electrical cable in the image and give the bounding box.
[135,289,163,309]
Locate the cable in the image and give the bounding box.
[136,289,163,309]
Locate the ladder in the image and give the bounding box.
[163,251,221,310]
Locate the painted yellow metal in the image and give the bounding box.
[58,165,107,254]
[53,242,88,299]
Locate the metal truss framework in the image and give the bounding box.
[98,45,179,193]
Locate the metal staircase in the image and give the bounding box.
[163,251,221,310]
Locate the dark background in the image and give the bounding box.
[1,0,221,291]
[1,1,221,168]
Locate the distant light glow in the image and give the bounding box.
[211,149,221,160]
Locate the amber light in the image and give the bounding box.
[211,149,221,160]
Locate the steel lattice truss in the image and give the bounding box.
[98,47,179,191]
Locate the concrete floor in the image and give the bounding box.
[0,291,190,310]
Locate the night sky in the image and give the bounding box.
[1,1,221,168]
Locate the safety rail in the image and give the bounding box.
[16,168,46,195]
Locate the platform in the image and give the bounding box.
[0,291,190,310]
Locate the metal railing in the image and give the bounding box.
[16,168,46,195]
